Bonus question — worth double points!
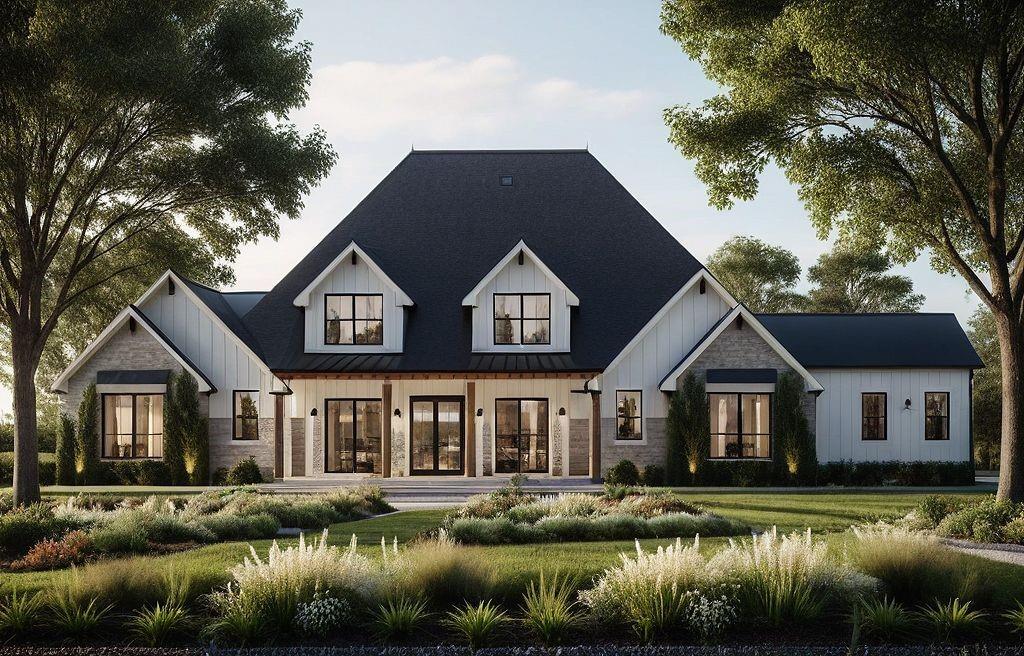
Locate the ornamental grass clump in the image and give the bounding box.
[128,602,191,646]
[370,595,430,641]
[0,591,43,636]
[444,600,507,649]
[521,572,583,646]
[389,530,496,607]
[918,598,987,642]
[225,530,379,629]
[857,596,916,641]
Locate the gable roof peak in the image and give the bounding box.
[461,239,580,307]
[292,241,414,308]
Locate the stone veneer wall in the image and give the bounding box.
[599,321,817,475]
[209,417,276,481]
[390,425,406,477]
[568,419,589,475]
[290,419,306,476]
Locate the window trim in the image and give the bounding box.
[100,392,164,460]
[232,389,260,441]
[323,293,384,346]
[924,391,951,441]
[323,397,384,474]
[861,392,888,441]
[492,292,551,345]
[494,397,550,474]
[615,390,643,441]
[707,392,773,459]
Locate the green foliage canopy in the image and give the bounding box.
[706,236,804,312]
[804,245,925,313]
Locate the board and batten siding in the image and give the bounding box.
[301,255,405,353]
[600,282,732,422]
[471,251,571,352]
[139,289,266,418]
[811,368,971,463]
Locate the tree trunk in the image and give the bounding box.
[996,311,1024,502]
[11,329,40,506]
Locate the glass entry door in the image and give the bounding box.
[495,399,549,474]
[325,399,383,473]
[410,397,464,475]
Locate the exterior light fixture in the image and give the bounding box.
[558,407,566,416]
[904,398,912,409]
[394,408,402,418]
[310,408,318,417]
[476,408,484,417]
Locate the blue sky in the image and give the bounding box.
[1,0,983,417]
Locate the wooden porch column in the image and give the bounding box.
[466,381,477,477]
[590,391,602,483]
[382,382,392,478]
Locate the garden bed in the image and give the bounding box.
[0,485,392,571]
[441,483,750,544]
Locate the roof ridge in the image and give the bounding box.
[409,148,589,154]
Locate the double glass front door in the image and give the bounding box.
[495,399,549,474]
[325,399,383,473]
[410,397,464,475]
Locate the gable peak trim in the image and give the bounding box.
[292,242,414,308]
[462,239,580,307]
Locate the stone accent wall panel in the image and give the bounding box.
[568,419,589,476]
[290,418,306,477]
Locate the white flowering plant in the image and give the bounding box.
[293,587,352,637]
[683,585,739,642]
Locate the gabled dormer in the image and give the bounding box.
[293,242,413,353]
[463,240,579,352]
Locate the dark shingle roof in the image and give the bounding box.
[756,313,983,368]
[175,275,266,359]
[243,150,703,373]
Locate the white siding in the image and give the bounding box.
[600,283,732,420]
[139,288,268,418]
[302,256,405,353]
[812,368,971,462]
[470,251,571,352]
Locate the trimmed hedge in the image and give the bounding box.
[0,452,55,486]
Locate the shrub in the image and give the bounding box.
[606,459,640,486]
[9,530,91,571]
[592,513,649,540]
[128,602,191,646]
[226,531,380,629]
[293,588,351,637]
[55,413,76,486]
[90,512,149,553]
[915,495,964,528]
[226,456,264,485]
[445,600,506,649]
[937,498,1023,543]
[0,591,44,636]
[918,598,987,642]
[0,452,56,487]
[858,596,916,642]
[166,372,209,484]
[136,460,172,486]
[521,573,582,647]
[75,383,100,483]
[370,595,429,641]
[390,531,496,607]
[207,587,267,645]
[615,492,701,518]
[683,586,739,642]
[852,524,993,605]
[195,512,280,541]
[144,513,217,544]
[1003,516,1024,544]
[111,461,140,485]
[323,485,393,517]
[775,371,816,482]
[0,503,72,558]
[641,464,665,487]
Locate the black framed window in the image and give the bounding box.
[325,399,383,473]
[102,393,164,459]
[325,294,383,345]
[616,390,642,440]
[709,393,771,458]
[925,392,950,441]
[233,390,259,440]
[494,293,550,345]
[862,393,887,440]
[495,399,549,473]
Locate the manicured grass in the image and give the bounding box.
[8,488,1019,607]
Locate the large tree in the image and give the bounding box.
[662,0,1024,500]
[706,235,804,312]
[0,0,335,504]
[804,245,925,313]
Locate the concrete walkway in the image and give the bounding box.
[941,537,1024,567]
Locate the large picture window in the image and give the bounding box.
[494,293,550,345]
[862,393,887,440]
[495,399,549,473]
[709,393,771,458]
[616,390,643,440]
[325,294,383,345]
[325,399,383,473]
[925,392,950,441]
[233,390,259,440]
[102,393,164,459]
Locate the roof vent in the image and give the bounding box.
[499,175,513,186]
[168,279,175,295]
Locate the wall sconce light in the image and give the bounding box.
[476,408,484,417]
[393,408,402,418]
[558,407,566,416]
[904,398,912,409]
[310,408,318,417]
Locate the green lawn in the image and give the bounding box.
[8,488,1020,605]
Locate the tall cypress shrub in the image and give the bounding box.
[664,388,687,485]
[172,373,209,485]
[680,372,710,483]
[75,383,100,484]
[775,370,815,483]
[55,413,76,485]
[163,372,187,485]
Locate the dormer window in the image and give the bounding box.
[494,293,550,345]
[325,294,383,345]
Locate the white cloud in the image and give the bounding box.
[296,55,648,142]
